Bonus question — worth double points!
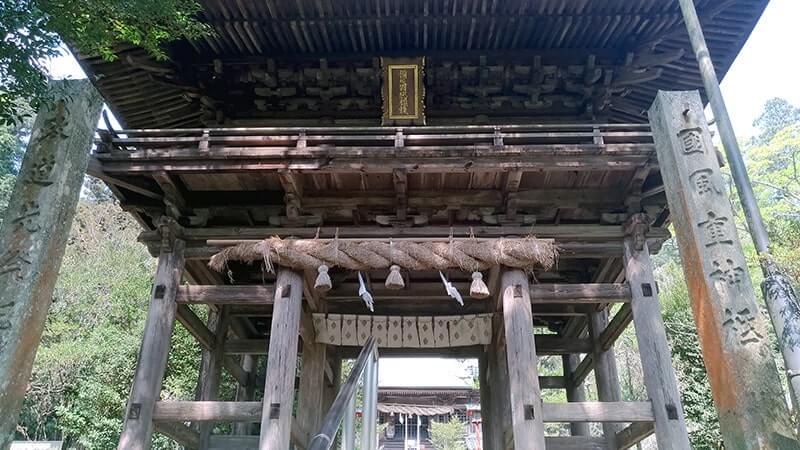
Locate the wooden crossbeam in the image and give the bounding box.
[616,422,656,449]
[152,400,654,424]
[177,285,275,305]
[223,335,591,355]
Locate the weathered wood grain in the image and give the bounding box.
[502,270,546,448]
[118,240,185,450]
[259,269,304,449]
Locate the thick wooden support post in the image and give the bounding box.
[501,270,546,449]
[259,269,303,449]
[623,219,691,449]
[589,308,623,447]
[649,90,799,449]
[233,355,258,435]
[0,80,102,445]
[296,324,327,444]
[562,354,590,437]
[118,238,186,450]
[321,349,341,415]
[199,307,230,447]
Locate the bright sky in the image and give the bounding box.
[45,0,800,385]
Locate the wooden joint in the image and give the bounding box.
[279,284,292,299]
[665,403,678,420]
[154,284,166,299]
[128,403,142,419]
[269,403,281,419]
[640,283,653,297]
[493,127,503,147]
[524,404,536,420]
[394,129,404,147]
[623,213,650,251]
[198,129,210,152]
[513,284,524,299]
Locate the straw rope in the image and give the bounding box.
[208,236,558,273]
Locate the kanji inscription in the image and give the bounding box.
[650,90,798,449]
[0,249,32,281]
[723,307,764,346]
[678,128,704,155]
[697,211,733,247]
[690,168,722,195]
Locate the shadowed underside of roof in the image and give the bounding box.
[76,0,768,128]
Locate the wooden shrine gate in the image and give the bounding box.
[94,123,695,449]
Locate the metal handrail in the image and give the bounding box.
[309,337,379,450]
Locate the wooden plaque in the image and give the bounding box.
[381,57,425,125]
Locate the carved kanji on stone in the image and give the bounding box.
[678,128,704,155]
[697,211,733,247]
[0,249,32,281]
[12,202,41,233]
[0,302,13,330]
[709,258,745,290]
[25,154,56,187]
[723,307,764,346]
[690,168,722,196]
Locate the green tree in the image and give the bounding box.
[16,202,202,448]
[0,0,210,125]
[429,417,466,450]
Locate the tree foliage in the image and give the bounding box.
[14,202,202,448]
[0,0,210,125]
[429,417,466,450]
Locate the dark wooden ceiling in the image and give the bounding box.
[76,0,768,128]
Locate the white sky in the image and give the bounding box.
[46,0,800,386]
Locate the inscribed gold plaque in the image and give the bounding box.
[381,57,425,125]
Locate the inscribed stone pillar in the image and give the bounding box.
[648,90,800,449]
[0,80,103,447]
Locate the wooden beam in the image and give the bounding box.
[545,436,605,450]
[543,402,654,423]
[152,170,189,217]
[502,270,546,448]
[393,169,408,221]
[152,400,654,424]
[259,269,304,449]
[198,307,230,447]
[563,354,590,436]
[529,283,631,303]
[624,229,691,447]
[295,324,327,446]
[118,240,185,450]
[616,422,655,450]
[590,308,624,447]
[177,285,275,305]
[153,421,200,449]
[224,336,591,355]
[154,401,262,422]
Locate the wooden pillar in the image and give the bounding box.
[321,349,341,414]
[259,269,303,449]
[589,307,623,447]
[233,355,258,435]
[562,354,590,437]
[0,79,102,446]
[118,237,186,450]
[500,270,546,449]
[649,90,799,449]
[623,216,691,449]
[198,306,230,447]
[296,326,327,444]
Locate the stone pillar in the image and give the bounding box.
[118,237,186,450]
[623,215,690,449]
[259,269,303,449]
[0,80,102,447]
[649,90,800,449]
